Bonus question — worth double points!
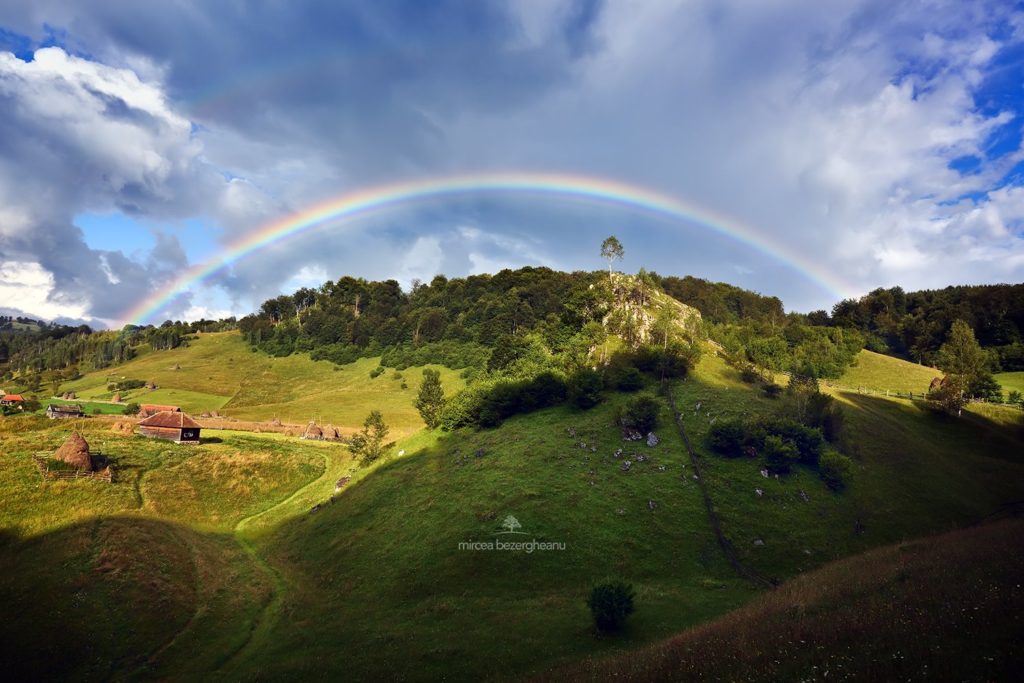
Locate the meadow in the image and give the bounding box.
[1,345,1022,680]
[58,332,466,436]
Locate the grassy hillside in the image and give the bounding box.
[58,332,466,436]
[996,371,1024,395]
[547,518,1024,681]
[2,346,1023,680]
[837,349,941,395]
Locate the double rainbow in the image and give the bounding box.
[119,172,851,326]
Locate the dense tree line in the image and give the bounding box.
[820,284,1024,370]
[239,268,611,366]
[0,317,236,386]
[655,275,785,326]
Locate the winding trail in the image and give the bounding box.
[663,382,777,589]
[216,447,344,674]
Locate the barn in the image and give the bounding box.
[46,403,85,419]
[138,410,202,444]
[139,403,181,418]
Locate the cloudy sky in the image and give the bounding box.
[0,0,1022,327]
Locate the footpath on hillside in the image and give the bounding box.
[663,382,777,590]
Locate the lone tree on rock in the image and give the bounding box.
[600,236,624,281]
[348,410,394,465]
[414,368,445,429]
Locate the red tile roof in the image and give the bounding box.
[138,410,202,429]
[140,404,180,413]
[2,394,24,402]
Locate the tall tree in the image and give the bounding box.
[935,319,989,416]
[600,236,624,281]
[414,368,445,429]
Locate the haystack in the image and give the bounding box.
[323,424,341,441]
[111,392,122,403]
[303,422,323,440]
[111,421,134,434]
[54,432,92,471]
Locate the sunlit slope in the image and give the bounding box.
[59,331,465,435]
[836,349,941,395]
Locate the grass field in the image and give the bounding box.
[550,518,1024,681]
[57,332,466,436]
[995,371,1024,396]
[836,349,941,395]
[2,344,1023,680]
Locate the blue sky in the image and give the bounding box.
[0,1,1022,326]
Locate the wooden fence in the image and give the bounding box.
[33,454,113,483]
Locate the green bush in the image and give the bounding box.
[819,450,853,490]
[762,383,783,398]
[587,580,635,633]
[762,434,799,474]
[122,402,140,416]
[621,394,660,433]
[755,417,824,466]
[707,420,750,457]
[612,366,645,392]
[569,368,604,409]
[369,366,385,379]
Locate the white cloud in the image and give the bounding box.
[0,261,89,320]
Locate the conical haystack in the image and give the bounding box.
[54,432,92,471]
[303,422,323,440]
[322,425,340,441]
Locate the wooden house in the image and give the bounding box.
[1,394,25,407]
[138,410,202,444]
[46,403,85,419]
[139,403,181,418]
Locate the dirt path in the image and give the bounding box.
[216,447,347,675]
[663,382,777,589]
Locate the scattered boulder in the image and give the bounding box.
[752,538,765,547]
[567,427,577,438]
[798,490,810,503]
[755,488,764,497]
[475,448,486,458]
[621,461,632,472]
[335,476,351,491]
[54,432,92,471]
[760,469,769,478]
[398,449,406,457]
[646,432,659,448]
[647,500,657,511]
[635,454,647,463]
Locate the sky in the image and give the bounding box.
[0,0,1022,327]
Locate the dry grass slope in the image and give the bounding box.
[547,518,1024,682]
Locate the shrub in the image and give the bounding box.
[621,394,660,433]
[762,383,783,398]
[819,450,853,490]
[758,418,824,466]
[612,366,645,392]
[569,368,604,409]
[391,371,403,381]
[707,420,749,457]
[122,402,140,416]
[762,434,799,474]
[1008,390,1022,405]
[587,580,635,633]
[369,366,385,379]
[740,365,761,384]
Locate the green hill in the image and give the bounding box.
[547,517,1024,681]
[57,331,466,436]
[3,342,1022,679]
[996,371,1024,396]
[836,349,941,395]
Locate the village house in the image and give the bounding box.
[137,410,202,444]
[46,403,85,419]
[1,394,25,407]
[139,403,181,418]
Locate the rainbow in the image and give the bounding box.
[119,172,854,326]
